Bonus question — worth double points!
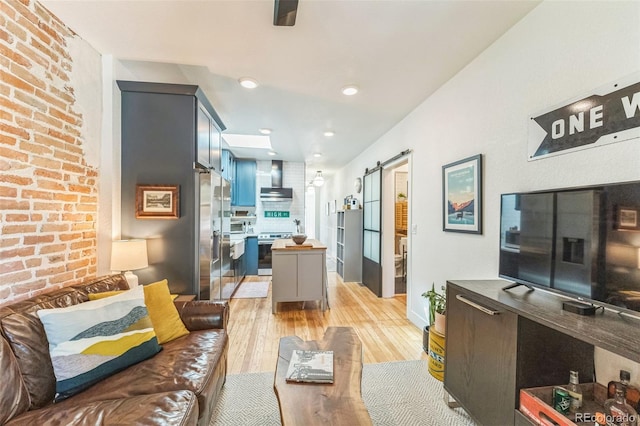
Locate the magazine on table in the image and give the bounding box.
[285,350,334,384]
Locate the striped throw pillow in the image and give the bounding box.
[36,285,161,402]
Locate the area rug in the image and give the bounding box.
[210,360,477,425]
[232,281,270,299]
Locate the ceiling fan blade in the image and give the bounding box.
[274,0,299,26]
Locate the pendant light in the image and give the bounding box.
[313,171,325,187]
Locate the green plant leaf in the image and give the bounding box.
[421,283,446,324]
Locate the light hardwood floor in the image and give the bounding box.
[227,273,428,374]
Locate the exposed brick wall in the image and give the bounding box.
[0,0,97,306]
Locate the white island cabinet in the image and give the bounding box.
[271,239,327,314]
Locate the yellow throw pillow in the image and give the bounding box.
[142,279,190,344]
[88,280,189,344]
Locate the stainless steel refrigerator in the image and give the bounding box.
[198,171,216,300]
[220,178,233,299]
[200,172,231,300]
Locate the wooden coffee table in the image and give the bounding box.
[274,327,372,425]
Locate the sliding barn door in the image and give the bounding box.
[362,168,382,296]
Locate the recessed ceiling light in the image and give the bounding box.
[341,85,359,96]
[323,131,335,137]
[268,151,277,156]
[313,153,323,158]
[259,128,272,135]
[239,77,258,89]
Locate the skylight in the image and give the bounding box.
[222,134,272,150]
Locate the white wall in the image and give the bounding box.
[64,38,106,275]
[324,0,640,384]
[97,54,115,276]
[96,58,128,275]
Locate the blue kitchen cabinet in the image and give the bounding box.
[245,236,258,275]
[232,159,256,206]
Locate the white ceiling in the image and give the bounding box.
[42,0,540,181]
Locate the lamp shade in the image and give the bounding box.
[111,239,148,272]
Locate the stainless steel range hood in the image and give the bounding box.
[260,160,293,201]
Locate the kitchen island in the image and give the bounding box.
[271,238,328,314]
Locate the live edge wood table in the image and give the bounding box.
[274,327,372,425]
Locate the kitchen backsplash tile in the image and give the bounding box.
[255,160,306,234]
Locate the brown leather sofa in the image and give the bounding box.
[0,274,229,426]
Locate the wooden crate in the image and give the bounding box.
[519,382,607,425]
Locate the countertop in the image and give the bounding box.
[272,238,327,251]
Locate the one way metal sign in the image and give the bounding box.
[528,73,640,161]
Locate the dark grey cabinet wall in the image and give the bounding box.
[444,280,613,426]
[196,102,222,172]
[117,81,225,295]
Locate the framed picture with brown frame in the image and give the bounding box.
[136,184,180,219]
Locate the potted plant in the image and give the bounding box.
[422,283,446,335]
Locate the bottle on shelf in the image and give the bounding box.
[604,383,638,426]
[567,370,583,414]
[608,370,640,410]
[553,386,571,415]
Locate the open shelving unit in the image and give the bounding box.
[336,210,363,282]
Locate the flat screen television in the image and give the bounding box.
[499,180,640,316]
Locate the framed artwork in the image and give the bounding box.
[442,154,482,234]
[616,206,639,230]
[136,184,180,219]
